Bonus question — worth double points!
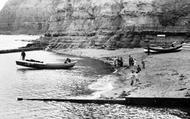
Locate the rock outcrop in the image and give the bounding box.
[45,0,158,49]
[0,0,54,34]
[1,0,190,48]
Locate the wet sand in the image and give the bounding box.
[54,46,190,99]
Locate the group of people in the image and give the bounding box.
[113,56,123,68]
[112,54,145,86]
[129,55,145,70]
[128,55,146,86]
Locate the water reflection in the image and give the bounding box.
[17,68,42,71]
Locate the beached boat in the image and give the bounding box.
[144,44,182,53]
[16,59,77,69]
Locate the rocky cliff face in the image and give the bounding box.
[45,0,158,49]
[1,0,188,48]
[0,0,54,34]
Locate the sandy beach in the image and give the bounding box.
[54,46,190,99]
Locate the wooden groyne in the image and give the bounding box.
[17,97,190,108]
[17,98,126,105]
[0,47,43,54]
[125,97,190,108]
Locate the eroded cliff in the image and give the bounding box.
[1,0,190,48]
[45,0,158,49]
[0,0,54,34]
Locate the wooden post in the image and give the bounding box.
[147,43,150,55]
[144,38,150,55]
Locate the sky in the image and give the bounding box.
[0,0,8,10]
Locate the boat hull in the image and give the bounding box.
[144,45,182,53]
[16,60,76,69]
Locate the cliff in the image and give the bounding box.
[1,0,190,48]
[45,0,158,49]
[0,0,54,34]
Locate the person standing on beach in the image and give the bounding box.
[136,65,141,73]
[129,70,140,86]
[133,58,137,67]
[119,57,123,67]
[117,56,120,67]
[129,70,136,86]
[113,56,118,67]
[141,60,145,69]
[129,55,134,67]
[21,50,26,60]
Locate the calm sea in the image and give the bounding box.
[0,35,188,119]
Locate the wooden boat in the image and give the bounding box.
[144,44,182,53]
[16,59,77,69]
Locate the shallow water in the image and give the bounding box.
[0,35,189,119]
[0,35,40,50]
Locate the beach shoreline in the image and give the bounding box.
[52,47,190,99]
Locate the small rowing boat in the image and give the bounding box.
[144,44,182,53]
[16,59,77,69]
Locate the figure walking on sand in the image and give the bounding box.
[119,57,123,67]
[21,50,26,60]
[129,55,134,67]
[129,70,140,86]
[141,60,145,69]
[113,56,117,67]
[136,65,141,73]
[113,56,123,68]
[133,58,137,67]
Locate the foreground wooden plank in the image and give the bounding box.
[125,97,190,108]
[17,97,190,108]
[17,98,126,104]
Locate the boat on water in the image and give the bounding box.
[16,59,77,69]
[144,44,182,53]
